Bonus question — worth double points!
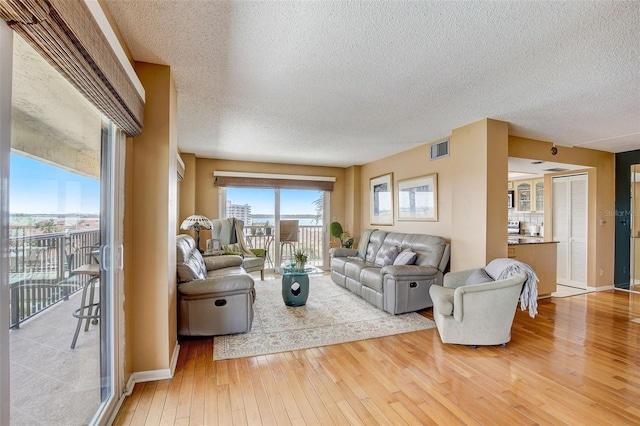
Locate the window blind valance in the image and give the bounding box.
[0,0,144,136]
[214,172,335,192]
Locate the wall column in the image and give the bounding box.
[450,119,508,270]
[344,165,361,240]
[125,62,178,375]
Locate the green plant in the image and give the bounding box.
[294,250,308,264]
[330,221,354,248]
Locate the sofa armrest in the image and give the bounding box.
[250,248,266,258]
[442,269,479,289]
[380,264,439,278]
[331,248,358,258]
[178,275,254,297]
[203,255,243,271]
[429,285,455,316]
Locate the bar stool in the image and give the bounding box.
[70,263,100,349]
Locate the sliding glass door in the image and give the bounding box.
[1,28,122,425]
[221,187,329,271]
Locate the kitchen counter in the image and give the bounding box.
[508,238,558,245]
[507,242,557,296]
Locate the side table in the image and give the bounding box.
[280,266,323,306]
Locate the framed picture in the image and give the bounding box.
[508,190,514,209]
[397,174,438,221]
[206,238,221,252]
[370,173,394,225]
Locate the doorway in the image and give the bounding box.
[552,173,588,289]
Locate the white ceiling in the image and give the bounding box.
[508,157,588,180]
[105,0,640,168]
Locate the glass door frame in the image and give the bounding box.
[0,20,13,426]
[0,23,125,425]
[219,187,331,270]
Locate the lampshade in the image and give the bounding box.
[180,214,213,231]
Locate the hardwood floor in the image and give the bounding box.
[114,290,640,425]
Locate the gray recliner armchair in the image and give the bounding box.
[429,258,531,348]
[211,218,266,280]
[176,234,255,336]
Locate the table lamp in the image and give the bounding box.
[180,214,213,253]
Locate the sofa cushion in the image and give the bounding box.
[345,258,369,281]
[331,256,350,275]
[393,249,417,265]
[392,233,447,269]
[360,267,383,293]
[364,231,387,264]
[375,245,399,266]
[206,266,247,279]
[465,268,494,285]
[203,255,243,270]
[177,235,207,283]
[178,270,254,296]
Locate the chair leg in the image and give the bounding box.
[501,343,507,347]
[472,345,477,350]
[260,269,264,281]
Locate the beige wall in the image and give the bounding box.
[360,140,453,238]
[343,166,361,239]
[360,118,509,271]
[188,158,347,244]
[509,136,615,287]
[124,62,178,376]
[177,152,197,242]
[450,119,509,269]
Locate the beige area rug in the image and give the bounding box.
[213,275,436,360]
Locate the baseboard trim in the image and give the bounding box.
[124,342,180,396]
[590,285,615,292]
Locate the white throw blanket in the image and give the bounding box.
[488,258,539,318]
[225,219,256,258]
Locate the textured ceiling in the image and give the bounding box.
[105,0,640,167]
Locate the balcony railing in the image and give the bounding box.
[9,229,100,329]
[243,225,324,269]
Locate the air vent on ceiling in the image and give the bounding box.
[430,139,449,160]
[543,167,569,172]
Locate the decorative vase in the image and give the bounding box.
[296,261,306,271]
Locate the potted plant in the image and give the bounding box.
[330,221,355,248]
[294,250,308,271]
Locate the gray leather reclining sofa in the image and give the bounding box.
[330,230,450,314]
[176,234,255,336]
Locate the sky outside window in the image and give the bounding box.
[9,152,100,215]
[227,187,320,215]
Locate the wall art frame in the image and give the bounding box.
[397,173,438,221]
[370,173,394,225]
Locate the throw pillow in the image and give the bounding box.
[393,249,417,265]
[377,245,399,266]
[465,268,494,285]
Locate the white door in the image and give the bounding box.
[553,174,588,289]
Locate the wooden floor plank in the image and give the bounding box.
[113,382,145,426]
[130,381,158,425]
[115,290,640,425]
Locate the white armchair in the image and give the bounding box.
[429,263,527,348]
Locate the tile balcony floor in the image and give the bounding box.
[9,291,100,426]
